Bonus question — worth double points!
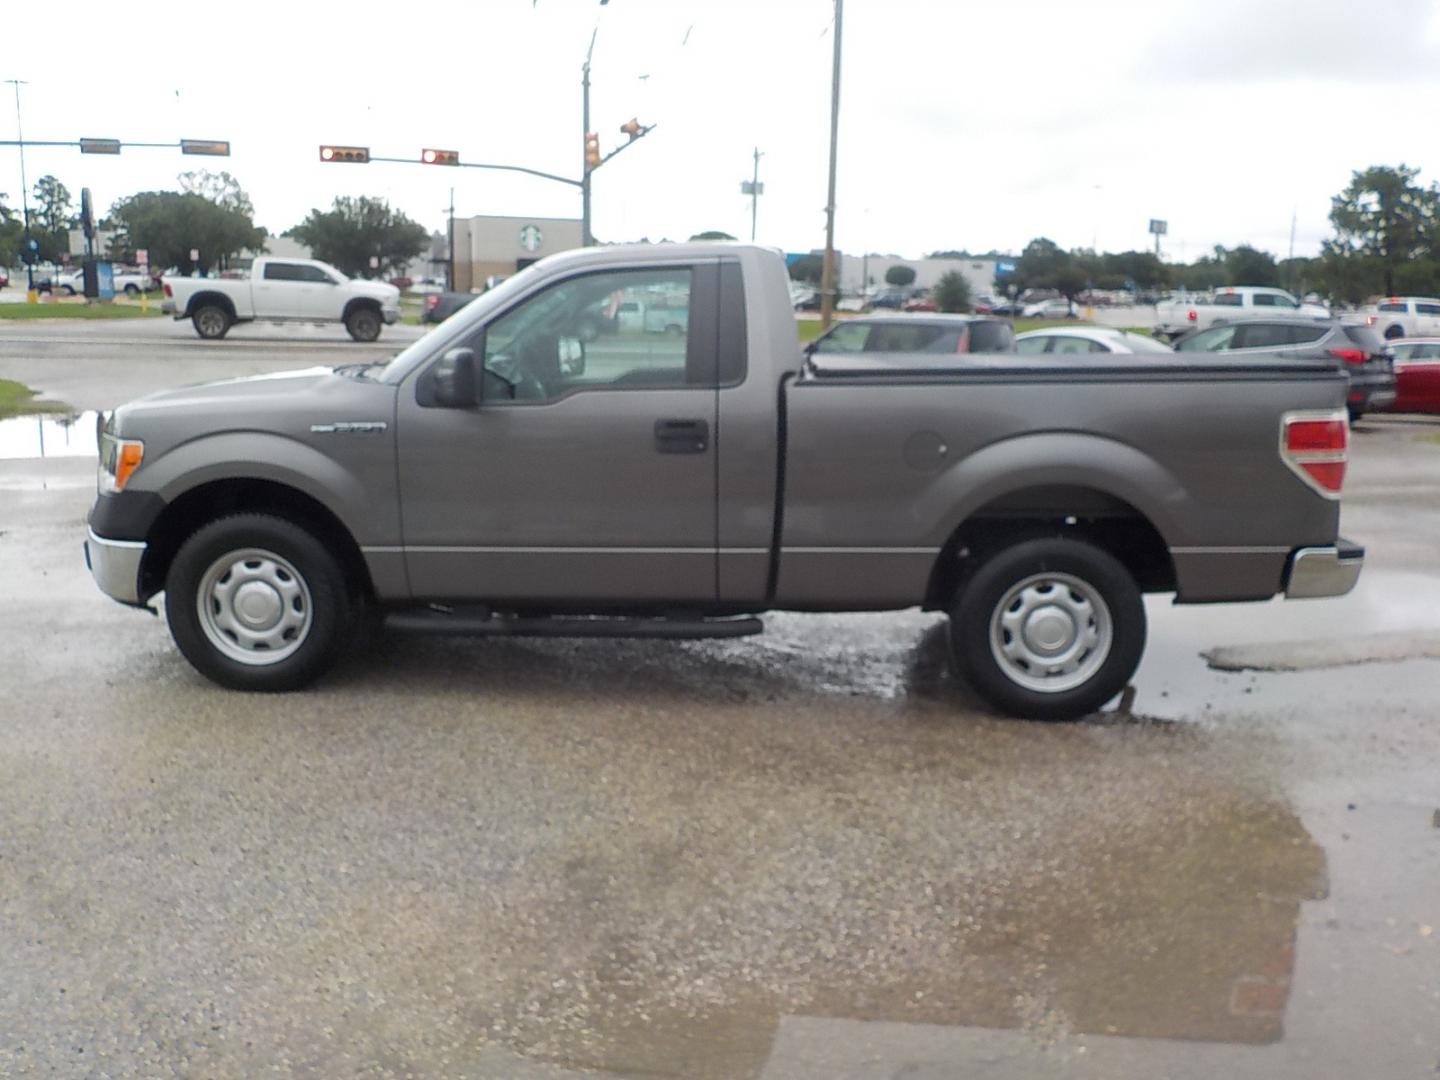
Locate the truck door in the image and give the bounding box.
[394,260,720,604]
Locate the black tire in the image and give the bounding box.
[62,285,76,296]
[192,304,232,339]
[124,283,140,296]
[949,537,1145,721]
[165,514,351,691]
[1384,324,1405,340]
[345,306,382,342]
[1348,405,1364,423]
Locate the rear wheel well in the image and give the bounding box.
[923,486,1175,611]
[186,291,237,320]
[139,479,374,604]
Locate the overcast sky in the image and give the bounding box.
[5,0,1440,262]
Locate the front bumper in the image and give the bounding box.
[1284,539,1364,599]
[84,528,148,605]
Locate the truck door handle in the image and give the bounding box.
[654,418,709,454]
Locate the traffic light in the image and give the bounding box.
[584,131,601,169]
[619,118,642,141]
[421,148,460,166]
[319,145,369,163]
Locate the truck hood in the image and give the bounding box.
[112,366,396,443]
[350,280,401,305]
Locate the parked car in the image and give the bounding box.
[1022,298,1078,319]
[0,266,9,289]
[808,314,1017,355]
[902,293,937,312]
[1155,286,1328,339]
[161,257,401,341]
[1015,327,1175,355]
[1357,296,1440,341]
[867,289,910,310]
[111,269,153,296]
[1379,338,1440,414]
[422,291,479,324]
[1173,318,1395,420]
[36,268,84,295]
[85,243,1361,720]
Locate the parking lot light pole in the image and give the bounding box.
[819,0,843,329]
[5,79,34,296]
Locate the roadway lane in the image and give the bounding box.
[0,317,430,411]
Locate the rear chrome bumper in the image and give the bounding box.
[84,528,147,605]
[1285,539,1364,599]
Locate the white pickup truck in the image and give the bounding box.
[161,257,401,341]
[1356,296,1440,341]
[1155,286,1329,340]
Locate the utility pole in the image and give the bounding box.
[447,187,455,291]
[581,37,594,246]
[819,0,843,328]
[5,79,34,295]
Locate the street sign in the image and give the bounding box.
[180,139,231,156]
[79,137,122,155]
[189,248,200,261]
[368,256,380,269]
[741,180,764,195]
[995,260,1016,275]
[1148,219,1168,235]
[136,248,148,266]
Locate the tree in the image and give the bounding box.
[932,270,972,313]
[0,193,22,268]
[1222,244,1279,286]
[689,230,736,241]
[1327,164,1439,295]
[29,175,73,264]
[1013,237,1068,293]
[178,170,255,216]
[885,264,916,287]
[110,190,266,275]
[287,196,428,279]
[788,254,823,284]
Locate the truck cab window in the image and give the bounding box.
[480,268,695,403]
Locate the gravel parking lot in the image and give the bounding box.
[0,322,1436,1079]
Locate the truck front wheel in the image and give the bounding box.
[345,306,382,342]
[165,514,351,691]
[949,537,1145,721]
[192,304,232,339]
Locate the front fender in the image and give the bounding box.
[134,431,399,548]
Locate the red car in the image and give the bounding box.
[1382,339,1440,413]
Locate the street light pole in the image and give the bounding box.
[5,79,34,294]
[581,36,594,247]
[819,0,843,329]
[750,147,763,242]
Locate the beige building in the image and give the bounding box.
[451,215,583,292]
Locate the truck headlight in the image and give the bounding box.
[97,429,144,494]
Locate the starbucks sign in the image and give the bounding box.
[518,224,543,253]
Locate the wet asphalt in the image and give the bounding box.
[0,321,1436,1078]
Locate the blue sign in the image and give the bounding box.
[96,261,115,299]
[995,260,1016,275]
[27,238,38,251]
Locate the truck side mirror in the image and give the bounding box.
[432,347,478,408]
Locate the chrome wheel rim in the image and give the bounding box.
[196,548,312,666]
[197,309,226,336]
[988,572,1112,693]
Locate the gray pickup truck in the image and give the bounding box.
[85,243,1362,719]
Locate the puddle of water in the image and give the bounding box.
[0,411,98,461]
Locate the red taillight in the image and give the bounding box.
[162,282,172,298]
[1187,309,1197,321]
[1282,412,1348,497]
[425,295,439,311]
[1327,346,1367,366]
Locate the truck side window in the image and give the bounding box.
[812,323,870,353]
[1378,302,1407,312]
[262,263,300,281]
[480,268,695,404]
[1212,293,1244,306]
[1251,294,1277,307]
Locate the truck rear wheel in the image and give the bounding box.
[949,537,1145,720]
[165,514,350,691]
[192,304,232,339]
[345,306,382,342]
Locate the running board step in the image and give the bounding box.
[386,610,764,640]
